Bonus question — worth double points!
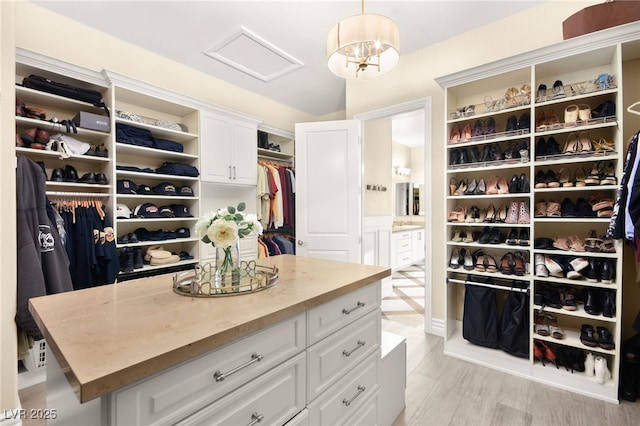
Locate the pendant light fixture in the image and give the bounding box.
[327,0,400,79]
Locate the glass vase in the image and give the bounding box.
[214,241,241,291]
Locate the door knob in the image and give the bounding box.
[297,240,306,246]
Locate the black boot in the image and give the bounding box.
[133,247,144,269]
[119,248,134,273]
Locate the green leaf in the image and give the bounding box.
[234,213,244,222]
[201,235,211,244]
[237,202,246,212]
[227,206,236,214]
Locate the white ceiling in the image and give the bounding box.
[31,0,544,120]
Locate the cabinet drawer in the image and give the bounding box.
[397,252,412,266]
[307,351,379,426]
[396,237,412,254]
[111,313,305,426]
[175,352,306,426]
[344,392,378,426]
[307,310,381,401]
[307,282,380,346]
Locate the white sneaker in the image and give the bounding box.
[594,356,611,384]
[584,352,595,377]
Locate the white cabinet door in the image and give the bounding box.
[200,112,257,185]
[412,229,425,263]
[231,120,258,185]
[201,112,233,183]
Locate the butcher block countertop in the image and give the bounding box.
[29,255,390,403]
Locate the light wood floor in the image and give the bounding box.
[18,265,640,425]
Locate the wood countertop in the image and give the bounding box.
[29,255,390,403]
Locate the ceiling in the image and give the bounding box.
[31,0,544,122]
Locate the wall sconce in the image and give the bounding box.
[394,166,411,176]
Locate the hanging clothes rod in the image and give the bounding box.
[258,154,293,164]
[446,277,529,293]
[47,191,110,197]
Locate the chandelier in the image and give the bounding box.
[326,0,400,79]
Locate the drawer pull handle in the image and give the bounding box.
[342,385,366,406]
[213,352,264,382]
[342,340,365,357]
[247,412,264,426]
[342,301,365,315]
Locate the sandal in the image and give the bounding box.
[584,162,601,185]
[578,131,594,153]
[448,206,466,222]
[557,168,572,187]
[574,167,587,187]
[534,200,547,217]
[545,200,561,217]
[513,251,526,276]
[589,194,614,218]
[546,313,565,339]
[474,250,486,272]
[499,253,514,275]
[546,109,560,128]
[485,255,499,273]
[563,132,579,154]
[600,161,617,185]
[584,229,602,252]
[534,312,550,336]
[600,235,616,253]
[567,234,585,252]
[559,287,577,311]
[553,236,571,251]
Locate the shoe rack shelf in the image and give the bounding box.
[15,64,113,195]
[111,84,201,279]
[438,38,635,403]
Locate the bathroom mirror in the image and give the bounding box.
[395,182,424,216]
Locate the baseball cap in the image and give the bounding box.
[153,182,177,196]
[136,184,153,195]
[133,203,161,218]
[175,227,191,238]
[171,204,193,217]
[117,179,137,194]
[116,203,132,219]
[158,205,175,218]
[177,185,194,197]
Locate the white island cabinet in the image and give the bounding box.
[29,255,390,425]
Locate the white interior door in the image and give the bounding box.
[295,120,361,263]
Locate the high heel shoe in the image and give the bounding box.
[484,203,496,223]
[486,175,499,195]
[546,313,564,339]
[584,162,601,185]
[475,178,486,195]
[546,109,560,128]
[464,179,478,195]
[449,177,458,196]
[563,132,579,154]
[496,175,510,194]
[449,249,460,269]
[454,179,468,196]
[448,126,460,143]
[534,340,547,366]
[600,161,617,185]
[461,123,472,142]
[578,131,594,153]
[557,168,572,187]
[496,203,508,223]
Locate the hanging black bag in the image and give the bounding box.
[462,276,499,349]
[22,74,110,117]
[499,289,530,358]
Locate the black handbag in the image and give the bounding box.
[462,278,499,349]
[499,290,530,358]
[22,74,110,116]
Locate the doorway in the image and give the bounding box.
[354,97,432,333]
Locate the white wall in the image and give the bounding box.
[345,1,601,322]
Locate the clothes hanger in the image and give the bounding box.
[627,101,640,116]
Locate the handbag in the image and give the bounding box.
[22,74,110,116]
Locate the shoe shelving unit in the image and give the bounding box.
[15,62,112,199]
[438,31,640,403]
[109,82,201,278]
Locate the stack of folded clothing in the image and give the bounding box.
[144,245,180,266]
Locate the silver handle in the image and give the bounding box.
[342,385,366,406]
[228,165,232,179]
[213,353,264,382]
[342,340,365,357]
[342,301,365,315]
[233,166,237,179]
[297,240,306,246]
[247,412,264,426]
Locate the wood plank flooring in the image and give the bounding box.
[17,264,640,425]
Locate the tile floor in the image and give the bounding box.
[382,263,425,329]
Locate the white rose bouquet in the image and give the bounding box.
[195,203,263,284]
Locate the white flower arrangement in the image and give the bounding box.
[195,203,263,248]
